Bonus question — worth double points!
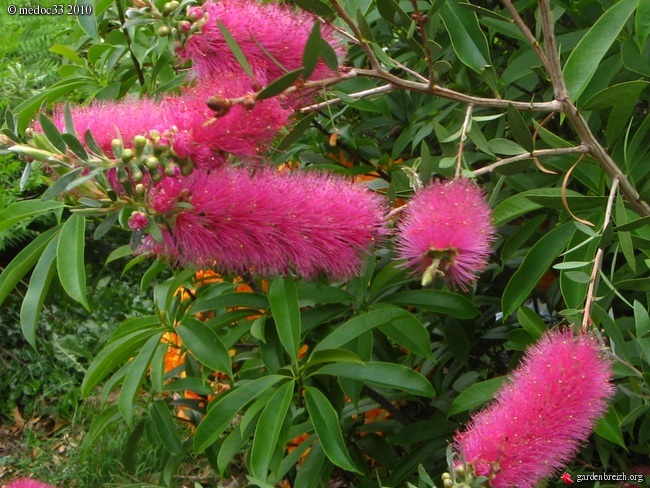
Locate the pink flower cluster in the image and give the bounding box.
[396,178,496,289]
[50,76,290,169]
[454,329,615,488]
[3,478,54,488]
[142,168,386,279]
[179,0,343,86]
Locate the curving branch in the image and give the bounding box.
[472,145,590,176]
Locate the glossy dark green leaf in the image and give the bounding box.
[41,168,83,200]
[448,376,506,416]
[294,0,336,20]
[268,277,301,363]
[502,222,575,318]
[20,235,59,348]
[636,0,650,49]
[0,200,64,233]
[302,20,322,79]
[583,81,650,110]
[506,104,533,151]
[381,290,479,319]
[119,333,163,426]
[563,0,640,101]
[440,0,490,73]
[57,213,90,310]
[249,381,295,479]
[311,362,435,397]
[594,407,626,449]
[176,317,233,378]
[0,225,61,307]
[61,133,88,160]
[304,387,359,473]
[149,400,184,456]
[193,375,286,452]
[257,69,304,101]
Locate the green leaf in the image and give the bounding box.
[176,317,233,378]
[0,226,61,307]
[20,235,59,348]
[488,138,526,156]
[62,133,89,160]
[57,214,90,310]
[49,43,84,65]
[582,81,650,110]
[634,300,650,338]
[502,222,575,318]
[636,0,650,49]
[217,20,254,78]
[193,375,286,453]
[77,0,99,40]
[41,168,83,200]
[81,327,161,397]
[506,105,533,151]
[257,69,304,101]
[119,333,163,426]
[38,113,66,154]
[440,0,490,73]
[304,387,360,473]
[249,381,295,480]
[311,362,435,397]
[149,400,184,456]
[563,0,640,101]
[302,20,322,80]
[268,277,301,363]
[294,0,336,20]
[313,308,405,352]
[376,306,434,359]
[305,350,364,370]
[447,376,506,416]
[381,290,480,319]
[80,405,121,460]
[594,407,626,449]
[0,200,64,234]
[516,306,546,340]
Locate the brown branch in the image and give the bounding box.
[115,0,146,88]
[499,0,550,72]
[299,84,394,113]
[472,145,590,176]
[409,0,435,85]
[455,104,474,178]
[582,177,619,331]
[537,0,569,100]
[329,0,382,71]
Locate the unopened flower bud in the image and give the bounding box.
[442,479,453,488]
[145,156,160,170]
[162,0,179,15]
[158,25,171,37]
[25,128,34,139]
[178,20,191,32]
[128,211,149,231]
[150,168,162,182]
[164,162,180,177]
[129,163,144,182]
[135,183,146,195]
[206,96,232,117]
[441,473,452,481]
[111,138,123,158]
[121,148,135,162]
[242,95,255,111]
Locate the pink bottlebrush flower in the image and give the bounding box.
[141,168,387,280]
[42,76,289,169]
[179,0,343,86]
[454,329,615,488]
[167,75,291,166]
[4,478,55,488]
[395,178,496,290]
[128,211,149,231]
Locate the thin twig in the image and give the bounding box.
[409,0,435,85]
[500,0,550,72]
[299,84,394,113]
[472,145,590,176]
[362,386,411,425]
[537,0,569,100]
[115,0,146,88]
[330,0,382,71]
[455,104,473,178]
[582,177,620,331]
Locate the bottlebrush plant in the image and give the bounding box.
[1,0,648,486]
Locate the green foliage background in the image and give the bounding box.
[1,0,650,486]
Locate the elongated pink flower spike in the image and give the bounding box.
[395,178,496,290]
[45,76,289,169]
[141,168,387,280]
[179,0,343,86]
[4,478,55,488]
[453,329,615,488]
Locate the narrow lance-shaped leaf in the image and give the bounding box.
[268,276,301,363]
[217,20,254,78]
[563,0,640,101]
[57,213,90,310]
[304,387,360,473]
[149,400,184,456]
[20,235,59,349]
[249,381,295,480]
[0,226,61,307]
[176,317,233,379]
